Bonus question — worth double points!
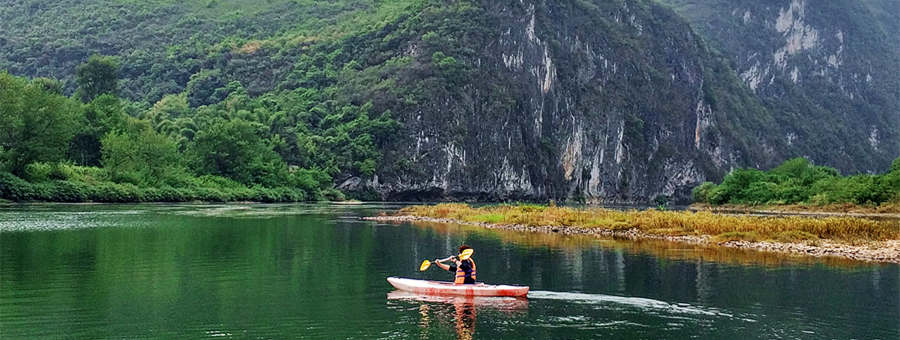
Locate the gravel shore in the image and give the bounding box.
[364,215,900,264]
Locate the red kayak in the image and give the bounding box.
[387,277,529,297]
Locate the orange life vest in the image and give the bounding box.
[454,258,476,284]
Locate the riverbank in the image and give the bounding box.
[0,171,343,203]
[366,204,900,263]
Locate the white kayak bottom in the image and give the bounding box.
[387,277,530,297]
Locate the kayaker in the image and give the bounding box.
[434,245,476,284]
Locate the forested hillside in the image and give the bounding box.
[0,0,418,101]
[2,0,414,201]
[2,0,897,203]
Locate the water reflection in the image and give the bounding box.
[387,291,527,339]
[400,220,884,268]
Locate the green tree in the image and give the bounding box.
[101,128,181,185]
[31,77,63,95]
[69,94,130,166]
[0,72,81,175]
[691,182,716,203]
[187,119,287,186]
[75,55,119,102]
[145,93,193,132]
[186,69,227,107]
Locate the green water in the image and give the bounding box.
[1,204,897,339]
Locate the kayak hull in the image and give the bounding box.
[387,277,529,297]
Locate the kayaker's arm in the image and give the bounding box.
[433,258,452,271]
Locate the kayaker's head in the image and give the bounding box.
[458,245,472,255]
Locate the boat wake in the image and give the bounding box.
[528,291,745,320]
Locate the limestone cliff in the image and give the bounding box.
[358,0,782,202]
[661,0,900,174]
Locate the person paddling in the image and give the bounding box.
[433,245,477,285]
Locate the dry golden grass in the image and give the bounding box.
[400,203,900,243]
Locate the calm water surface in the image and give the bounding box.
[1,204,897,339]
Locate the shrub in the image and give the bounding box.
[252,186,279,202]
[0,172,34,201]
[24,162,54,182]
[51,181,89,202]
[56,163,108,183]
[320,188,344,201]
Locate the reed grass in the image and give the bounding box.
[399,203,900,243]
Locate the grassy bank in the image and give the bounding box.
[399,203,900,244]
[0,167,343,203]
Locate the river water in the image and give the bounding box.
[1,204,897,339]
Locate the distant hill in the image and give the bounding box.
[2,0,897,202]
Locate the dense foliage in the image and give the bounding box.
[0,0,477,202]
[693,158,900,206]
[0,0,420,102]
[0,68,353,202]
[0,0,486,202]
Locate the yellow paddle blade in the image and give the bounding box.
[459,248,474,260]
[419,260,432,271]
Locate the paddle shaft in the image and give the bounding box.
[420,249,473,271]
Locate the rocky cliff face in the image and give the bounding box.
[661,0,900,174]
[363,0,781,202]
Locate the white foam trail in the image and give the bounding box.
[528,291,734,318]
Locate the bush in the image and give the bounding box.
[0,172,34,201]
[55,163,108,183]
[88,182,141,202]
[739,182,777,204]
[51,180,89,202]
[320,188,345,201]
[24,162,54,182]
[251,186,279,202]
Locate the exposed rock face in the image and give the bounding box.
[661,0,900,174]
[363,0,899,202]
[371,0,777,202]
